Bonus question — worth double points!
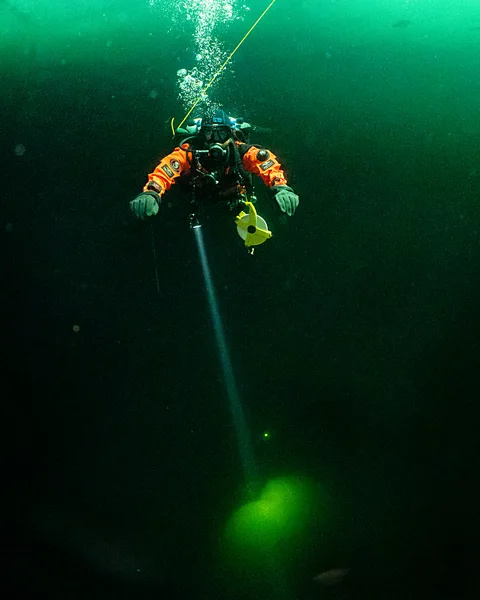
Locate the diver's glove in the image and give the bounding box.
[272,185,299,216]
[130,191,161,220]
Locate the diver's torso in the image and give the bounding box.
[191,168,242,203]
[178,147,250,206]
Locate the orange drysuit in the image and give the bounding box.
[142,140,288,197]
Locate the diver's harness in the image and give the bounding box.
[178,135,272,253]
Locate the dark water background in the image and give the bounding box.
[2,1,480,598]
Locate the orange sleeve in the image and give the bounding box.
[241,145,288,188]
[143,146,192,194]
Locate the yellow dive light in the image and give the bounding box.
[235,201,272,255]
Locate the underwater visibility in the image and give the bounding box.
[3,1,480,599]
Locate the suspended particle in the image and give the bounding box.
[72,325,80,332]
[14,144,26,156]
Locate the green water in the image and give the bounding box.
[2,1,480,599]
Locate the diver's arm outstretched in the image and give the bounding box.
[241,145,299,216]
[130,146,192,220]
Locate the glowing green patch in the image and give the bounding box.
[224,477,318,554]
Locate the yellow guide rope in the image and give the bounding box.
[171,0,278,136]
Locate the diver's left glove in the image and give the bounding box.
[130,191,161,220]
[272,185,299,216]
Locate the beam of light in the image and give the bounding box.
[193,226,259,493]
[193,229,325,600]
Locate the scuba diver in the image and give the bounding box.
[130,109,299,229]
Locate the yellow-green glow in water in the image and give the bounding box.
[224,477,321,556]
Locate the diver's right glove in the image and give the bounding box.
[130,191,161,220]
